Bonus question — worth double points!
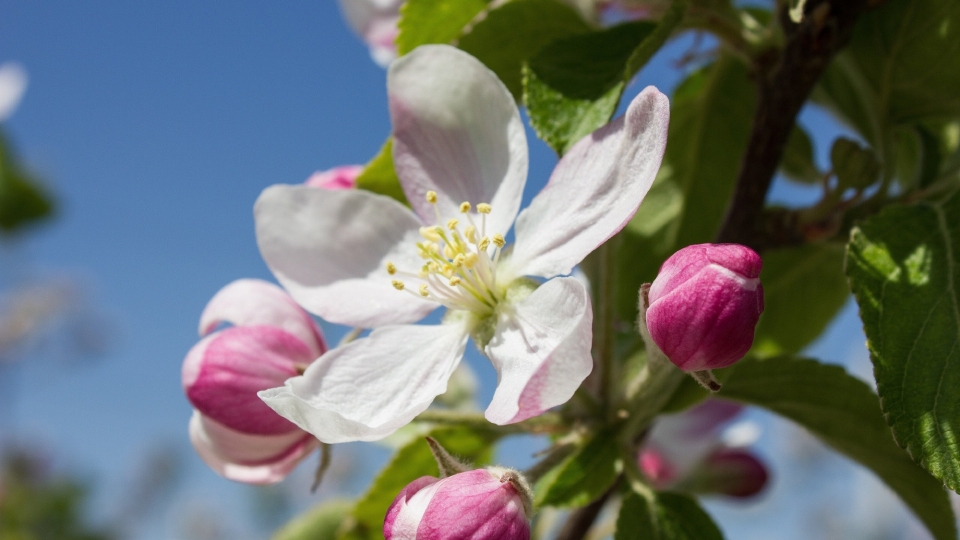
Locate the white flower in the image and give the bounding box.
[254,45,669,443]
[337,0,403,67]
[0,62,28,122]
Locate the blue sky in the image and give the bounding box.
[0,2,936,539]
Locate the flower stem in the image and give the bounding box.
[593,239,616,418]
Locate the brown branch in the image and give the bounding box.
[714,0,871,250]
[555,481,619,540]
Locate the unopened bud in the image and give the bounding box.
[645,244,764,371]
[831,138,879,190]
[688,449,769,498]
[384,468,531,540]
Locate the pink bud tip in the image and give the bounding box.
[304,165,363,190]
[646,243,764,371]
[384,469,531,540]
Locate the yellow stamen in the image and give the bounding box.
[477,203,492,214]
[443,245,455,259]
[426,191,437,204]
[392,280,405,291]
[449,276,461,286]
[420,226,441,242]
[386,262,397,275]
[453,254,466,268]
[460,202,471,213]
[478,237,491,251]
[464,252,479,267]
[464,225,477,243]
[442,264,454,277]
[493,234,506,248]
[419,284,430,297]
[446,218,459,230]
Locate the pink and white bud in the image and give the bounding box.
[181,279,326,484]
[304,165,363,190]
[384,468,532,540]
[646,243,764,371]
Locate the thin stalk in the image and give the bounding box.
[593,239,616,417]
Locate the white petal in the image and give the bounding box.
[198,278,326,355]
[0,62,27,122]
[189,411,317,484]
[389,45,528,236]
[508,87,670,278]
[255,184,438,327]
[484,277,593,424]
[337,0,402,41]
[259,322,469,443]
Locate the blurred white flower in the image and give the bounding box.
[0,62,28,122]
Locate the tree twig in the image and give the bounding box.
[714,0,870,249]
[555,481,620,540]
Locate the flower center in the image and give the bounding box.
[386,191,505,316]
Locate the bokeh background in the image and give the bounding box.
[0,1,947,538]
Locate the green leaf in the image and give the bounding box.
[457,0,589,99]
[395,0,487,56]
[0,131,54,232]
[752,243,850,357]
[534,428,620,508]
[342,427,497,540]
[718,356,956,540]
[615,492,724,540]
[847,190,960,495]
[354,138,408,205]
[780,126,821,184]
[613,55,755,322]
[273,499,353,540]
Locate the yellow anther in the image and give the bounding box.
[478,237,491,251]
[427,262,440,273]
[443,245,455,259]
[446,218,459,230]
[418,264,430,278]
[493,234,506,248]
[460,202,471,213]
[453,254,466,267]
[442,264,454,277]
[426,191,438,204]
[464,252,479,268]
[420,226,441,242]
[449,276,462,287]
[477,203,492,214]
[386,262,397,275]
[392,280,405,291]
[419,284,430,297]
[464,225,477,243]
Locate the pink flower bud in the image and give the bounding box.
[181,279,326,483]
[304,165,363,190]
[384,468,531,540]
[693,449,769,498]
[646,243,764,371]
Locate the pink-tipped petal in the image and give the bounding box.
[304,165,363,190]
[484,277,593,425]
[419,469,530,540]
[385,477,442,540]
[337,0,402,66]
[255,184,438,327]
[184,326,315,435]
[389,45,528,237]
[508,87,669,279]
[188,411,317,485]
[199,278,326,356]
[260,322,469,443]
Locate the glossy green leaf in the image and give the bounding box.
[847,190,960,495]
[354,138,408,206]
[615,492,724,540]
[457,0,589,99]
[614,55,755,322]
[341,427,497,540]
[0,131,54,232]
[718,356,956,540]
[273,499,352,540]
[752,243,850,357]
[534,429,620,508]
[395,0,487,55]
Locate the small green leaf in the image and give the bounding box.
[342,427,497,540]
[0,131,54,232]
[752,243,850,357]
[615,492,724,540]
[395,0,487,56]
[718,356,956,540]
[780,126,821,184]
[457,0,589,99]
[534,429,620,508]
[273,499,352,540]
[847,190,960,497]
[831,138,880,190]
[354,138,408,206]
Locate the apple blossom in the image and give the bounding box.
[337,0,404,67]
[384,468,532,540]
[639,399,768,498]
[255,44,668,442]
[182,279,326,484]
[304,165,363,190]
[646,243,764,372]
